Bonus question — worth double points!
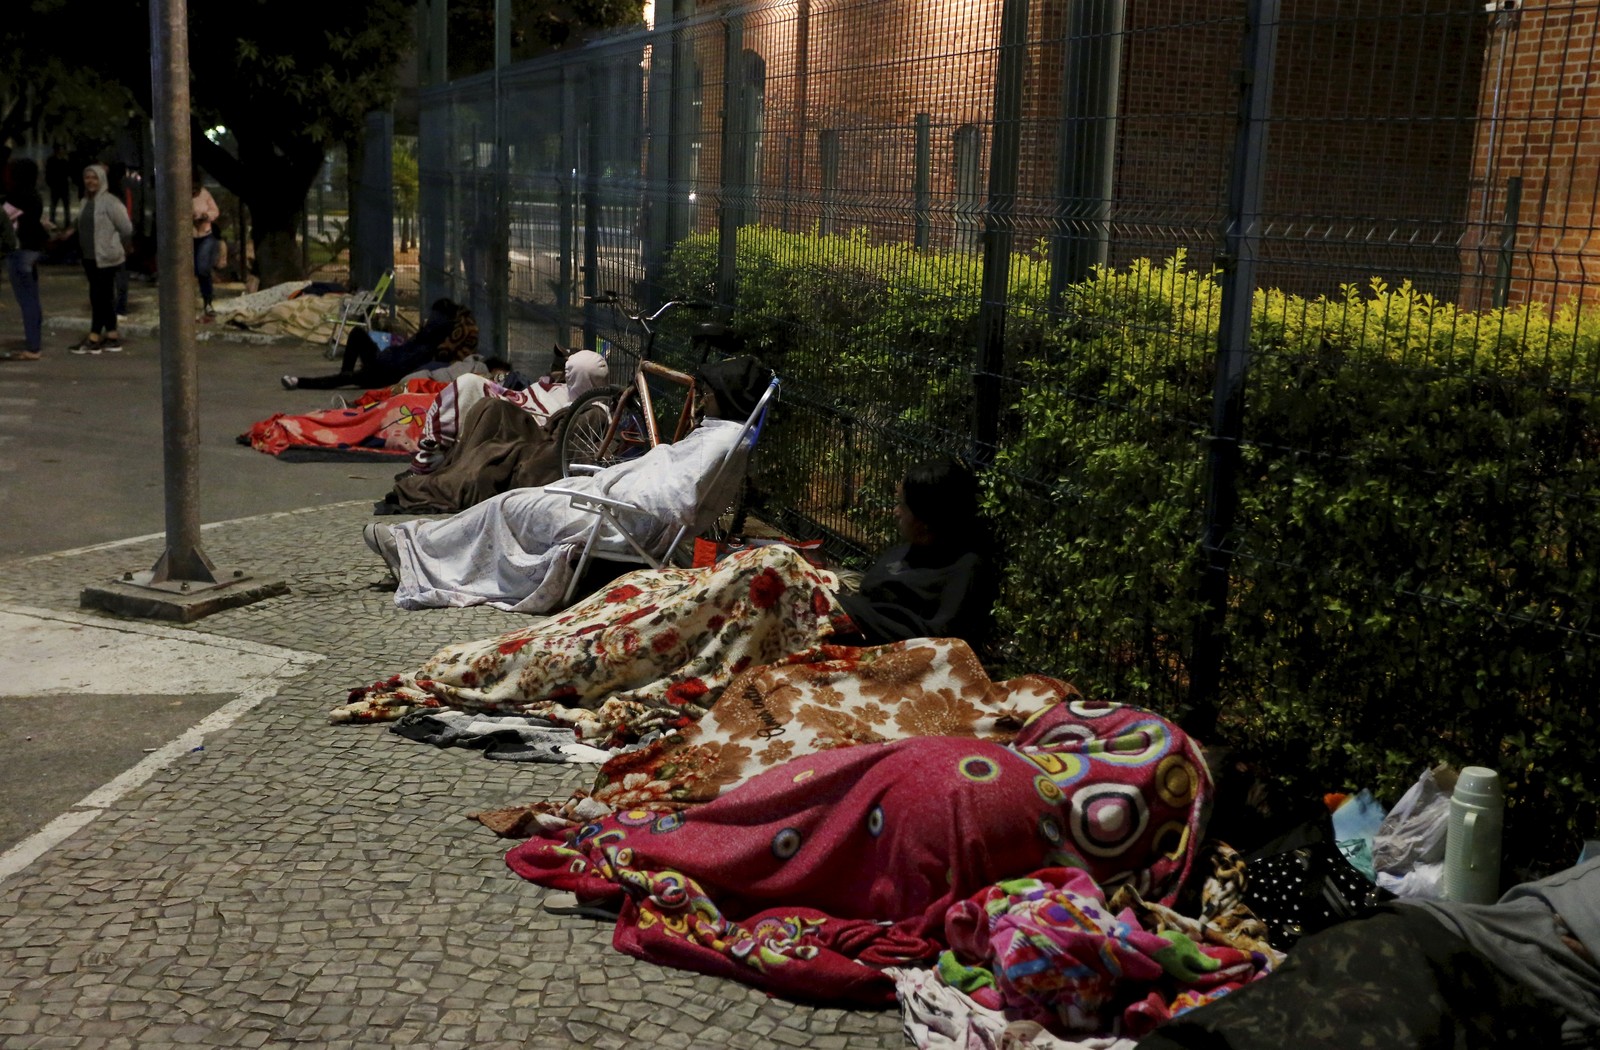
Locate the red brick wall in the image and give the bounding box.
[687,0,1490,301]
[1461,0,1600,309]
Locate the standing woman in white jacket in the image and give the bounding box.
[66,164,133,354]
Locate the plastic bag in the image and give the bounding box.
[1371,763,1457,898]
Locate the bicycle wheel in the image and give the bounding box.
[558,386,621,477]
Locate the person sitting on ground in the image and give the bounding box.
[281,298,477,390]
[332,446,1000,736]
[833,453,995,648]
[360,355,774,614]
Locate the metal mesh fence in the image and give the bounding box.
[419,0,1600,860]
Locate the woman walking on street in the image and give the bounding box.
[67,164,133,355]
[1,158,47,361]
[192,172,220,319]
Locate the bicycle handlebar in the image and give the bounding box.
[642,298,715,324]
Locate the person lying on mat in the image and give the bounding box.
[505,700,1214,1007]
[281,298,478,391]
[333,451,999,734]
[361,355,774,615]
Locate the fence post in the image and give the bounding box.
[1492,175,1523,309]
[666,2,695,249]
[973,0,1029,462]
[1188,0,1280,739]
[914,113,931,250]
[717,15,746,309]
[582,64,603,352]
[1050,0,1124,302]
[643,7,676,306]
[488,0,511,361]
[559,68,578,347]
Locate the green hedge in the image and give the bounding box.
[662,229,1600,866]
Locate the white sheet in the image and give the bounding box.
[390,418,748,613]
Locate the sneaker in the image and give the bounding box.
[281,375,299,390]
[69,341,103,356]
[101,338,123,352]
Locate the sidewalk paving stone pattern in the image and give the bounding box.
[0,503,906,1048]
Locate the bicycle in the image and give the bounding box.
[557,293,724,477]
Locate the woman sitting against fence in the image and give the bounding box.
[280,298,478,390]
[331,453,997,741]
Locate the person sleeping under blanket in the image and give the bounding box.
[502,700,1217,1007]
[371,350,611,516]
[332,451,1000,740]
[360,356,775,615]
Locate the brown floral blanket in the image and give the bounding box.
[469,638,1081,836]
[331,545,849,745]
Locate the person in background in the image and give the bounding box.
[44,145,71,228]
[191,171,221,319]
[64,164,133,355]
[281,299,479,391]
[1,159,48,361]
[107,162,133,318]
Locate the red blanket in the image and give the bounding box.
[243,379,448,457]
[506,701,1211,1005]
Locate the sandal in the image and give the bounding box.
[540,891,621,921]
[0,350,42,361]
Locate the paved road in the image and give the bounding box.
[0,266,387,560]
[0,267,907,1048]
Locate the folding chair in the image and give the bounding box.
[548,374,780,607]
[323,271,395,359]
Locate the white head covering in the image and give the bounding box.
[564,350,608,400]
[82,164,109,196]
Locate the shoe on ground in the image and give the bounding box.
[362,523,401,574]
[69,340,103,356]
[0,350,42,362]
[540,891,621,921]
[101,338,123,352]
[281,375,299,390]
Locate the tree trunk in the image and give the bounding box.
[253,222,304,290]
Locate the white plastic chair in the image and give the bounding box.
[324,271,395,358]
[548,374,780,606]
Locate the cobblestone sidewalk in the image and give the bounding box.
[0,503,906,1049]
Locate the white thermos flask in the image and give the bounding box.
[1444,766,1504,904]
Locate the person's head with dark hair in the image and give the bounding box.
[694,356,771,421]
[896,455,981,549]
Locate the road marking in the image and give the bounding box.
[0,605,322,886]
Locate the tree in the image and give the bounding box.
[0,7,141,155]
[11,0,645,286]
[176,0,421,286]
[12,0,417,287]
